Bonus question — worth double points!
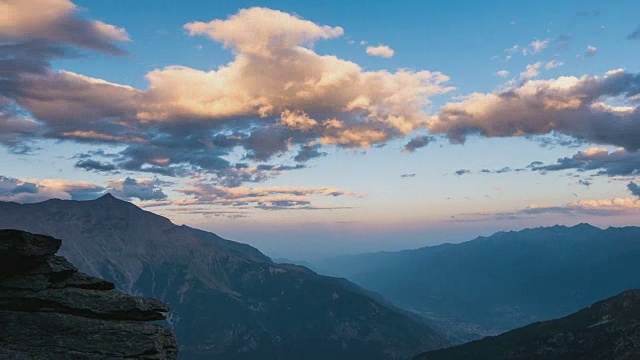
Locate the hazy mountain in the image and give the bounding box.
[0,194,447,360]
[312,224,640,341]
[414,289,640,360]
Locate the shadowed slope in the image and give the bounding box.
[415,289,640,360]
[0,195,447,360]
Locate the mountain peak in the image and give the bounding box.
[94,193,131,206]
[91,193,139,211]
[96,193,117,201]
[572,222,599,230]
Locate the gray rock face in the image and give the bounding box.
[0,229,178,359]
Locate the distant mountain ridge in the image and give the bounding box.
[414,289,640,360]
[312,223,640,341]
[0,194,447,360]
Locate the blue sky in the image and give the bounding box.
[2,0,640,259]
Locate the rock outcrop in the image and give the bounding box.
[0,229,178,359]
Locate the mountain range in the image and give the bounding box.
[312,224,640,341]
[0,195,447,360]
[414,289,640,360]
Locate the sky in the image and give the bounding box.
[1,0,640,259]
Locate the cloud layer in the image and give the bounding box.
[459,197,640,220]
[533,147,640,176]
[428,69,640,151]
[0,175,104,203]
[3,5,453,188]
[143,181,361,213]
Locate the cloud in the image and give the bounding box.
[520,62,542,79]
[0,105,40,151]
[178,183,359,201]
[532,147,640,176]
[454,169,471,176]
[505,45,519,53]
[479,166,524,174]
[578,179,592,187]
[0,175,105,202]
[403,135,432,153]
[529,132,585,149]
[524,198,640,216]
[294,144,326,162]
[494,70,510,77]
[629,182,640,197]
[459,197,640,220]
[628,26,640,40]
[74,159,117,172]
[106,177,169,201]
[142,180,361,213]
[522,39,548,55]
[427,69,640,151]
[0,0,129,55]
[3,6,453,186]
[366,45,394,58]
[184,7,343,58]
[545,60,564,69]
[585,45,598,56]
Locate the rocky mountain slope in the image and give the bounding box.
[0,195,447,360]
[312,224,640,341]
[414,289,640,360]
[0,229,178,359]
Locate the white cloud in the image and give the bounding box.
[366,45,395,58]
[522,39,549,55]
[505,45,519,53]
[184,7,343,58]
[494,70,510,77]
[545,59,564,69]
[520,62,542,79]
[586,45,598,56]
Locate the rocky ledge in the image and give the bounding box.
[0,229,178,359]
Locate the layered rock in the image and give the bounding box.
[0,229,178,359]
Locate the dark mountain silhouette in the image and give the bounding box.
[414,289,640,360]
[0,194,447,360]
[312,224,640,341]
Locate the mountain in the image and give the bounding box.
[0,194,447,360]
[414,289,640,360]
[312,224,640,341]
[0,229,178,359]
